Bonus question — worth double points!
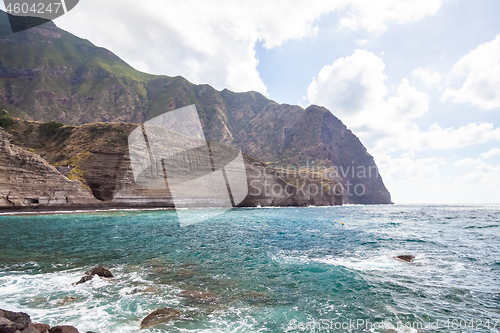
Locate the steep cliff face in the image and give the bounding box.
[1,120,342,210]
[278,105,392,204]
[0,11,391,204]
[0,127,98,208]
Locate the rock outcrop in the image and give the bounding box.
[0,127,99,209]
[0,308,31,332]
[85,265,113,278]
[0,309,83,333]
[49,326,79,333]
[140,308,181,329]
[74,265,114,284]
[1,121,343,211]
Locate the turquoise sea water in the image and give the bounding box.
[0,205,499,332]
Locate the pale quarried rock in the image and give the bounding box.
[0,128,99,209]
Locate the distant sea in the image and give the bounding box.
[0,205,499,332]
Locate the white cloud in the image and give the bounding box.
[412,68,442,86]
[307,49,387,118]
[307,50,500,154]
[453,158,500,186]
[376,153,500,203]
[51,0,447,95]
[373,122,500,153]
[54,0,350,94]
[377,151,444,181]
[442,34,500,110]
[482,148,500,159]
[307,49,430,143]
[454,158,481,167]
[338,0,444,33]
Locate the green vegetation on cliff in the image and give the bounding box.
[0,10,391,204]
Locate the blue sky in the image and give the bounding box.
[3,0,499,203]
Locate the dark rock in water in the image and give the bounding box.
[177,290,218,302]
[85,265,113,278]
[0,308,31,331]
[49,326,79,333]
[394,255,415,262]
[74,275,93,285]
[31,323,51,332]
[140,308,181,329]
[74,265,113,285]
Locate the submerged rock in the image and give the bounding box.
[177,290,218,302]
[85,265,113,278]
[394,255,415,262]
[140,308,181,329]
[131,286,158,294]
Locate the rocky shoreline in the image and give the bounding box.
[1,125,344,213]
[0,308,92,333]
[0,265,222,332]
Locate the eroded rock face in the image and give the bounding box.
[1,122,343,210]
[0,128,99,209]
[140,308,181,329]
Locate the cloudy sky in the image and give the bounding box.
[4,0,499,203]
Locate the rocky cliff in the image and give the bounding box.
[0,127,98,208]
[0,120,342,211]
[0,10,391,204]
